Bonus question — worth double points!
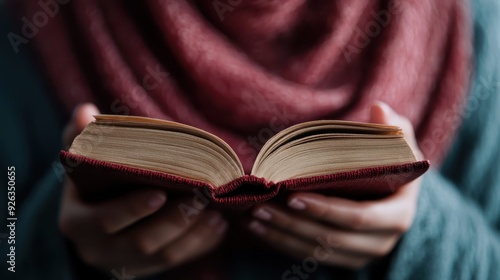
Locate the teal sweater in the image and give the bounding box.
[1,0,499,279]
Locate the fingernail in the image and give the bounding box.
[207,212,222,227]
[249,220,267,235]
[376,101,396,118]
[86,103,100,115]
[147,193,166,208]
[288,198,306,210]
[375,100,389,110]
[253,208,272,220]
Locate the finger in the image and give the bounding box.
[286,192,415,232]
[252,205,398,257]
[59,178,95,237]
[370,101,423,160]
[59,179,167,237]
[93,190,167,234]
[248,220,370,269]
[63,103,99,146]
[119,197,206,255]
[370,101,415,139]
[158,211,228,269]
[81,209,227,275]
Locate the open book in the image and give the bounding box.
[60,115,429,206]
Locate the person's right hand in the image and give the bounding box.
[59,104,228,276]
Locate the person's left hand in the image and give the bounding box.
[248,102,423,269]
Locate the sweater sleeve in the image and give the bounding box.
[0,3,71,279]
[386,170,500,280]
[386,0,500,278]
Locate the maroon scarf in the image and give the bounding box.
[18,0,472,172]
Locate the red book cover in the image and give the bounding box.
[59,150,430,206]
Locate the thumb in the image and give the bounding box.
[370,101,423,160]
[370,101,399,126]
[63,103,100,147]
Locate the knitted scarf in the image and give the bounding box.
[17,0,472,172]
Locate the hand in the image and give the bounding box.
[59,104,228,276]
[248,102,423,269]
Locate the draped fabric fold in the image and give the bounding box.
[18,0,472,172]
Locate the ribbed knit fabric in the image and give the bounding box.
[15,0,473,170]
[2,0,500,279]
